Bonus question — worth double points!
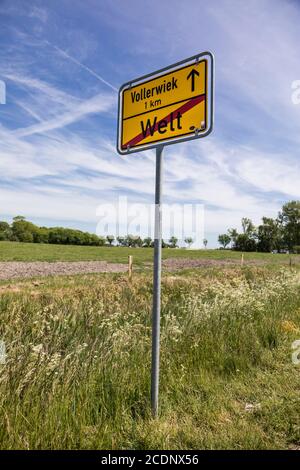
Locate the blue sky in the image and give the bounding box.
[0,0,300,247]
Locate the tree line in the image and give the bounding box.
[3,201,298,252]
[0,216,195,248]
[218,201,300,253]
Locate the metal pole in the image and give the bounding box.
[151,145,163,417]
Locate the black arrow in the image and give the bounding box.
[187,68,200,92]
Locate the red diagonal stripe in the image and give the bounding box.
[122,94,205,149]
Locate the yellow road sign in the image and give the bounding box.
[117,52,214,154]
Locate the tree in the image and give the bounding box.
[151,239,167,248]
[234,233,257,252]
[257,217,282,252]
[203,238,208,248]
[106,235,115,246]
[19,231,34,243]
[278,201,300,250]
[184,237,194,249]
[33,227,49,244]
[0,221,10,231]
[127,235,143,247]
[135,236,143,247]
[0,221,12,241]
[241,217,255,235]
[231,218,257,252]
[116,236,126,246]
[143,237,152,247]
[97,236,106,246]
[11,217,36,243]
[169,236,178,248]
[47,227,104,246]
[218,233,231,249]
[228,228,238,248]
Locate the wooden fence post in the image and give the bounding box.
[241,253,244,267]
[128,255,133,281]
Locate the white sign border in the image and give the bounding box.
[117,51,214,155]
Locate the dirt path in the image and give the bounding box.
[162,257,299,270]
[0,256,297,280]
[162,258,238,270]
[0,261,128,280]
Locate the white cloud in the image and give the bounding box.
[46,42,118,93]
[13,93,115,137]
[235,154,300,199]
[4,73,80,109]
[29,6,48,23]
[3,72,116,136]
[0,123,284,235]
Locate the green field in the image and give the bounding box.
[0,241,299,267]
[0,242,300,449]
[0,268,300,449]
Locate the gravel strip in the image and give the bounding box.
[0,261,128,280]
[162,257,299,271]
[162,258,237,271]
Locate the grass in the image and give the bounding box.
[0,267,300,449]
[0,241,299,268]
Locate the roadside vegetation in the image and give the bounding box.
[1,241,300,267]
[0,267,300,449]
[218,200,300,253]
[0,217,185,249]
[1,200,300,253]
[0,201,299,449]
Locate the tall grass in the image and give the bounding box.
[0,268,300,449]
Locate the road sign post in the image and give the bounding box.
[151,145,163,417]
[117,52,214,417]
[117,52,214,154]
